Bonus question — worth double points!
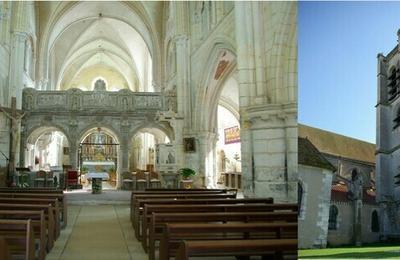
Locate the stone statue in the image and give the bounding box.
[94,79,106,91]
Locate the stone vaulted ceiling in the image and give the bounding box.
[43,1,159,92]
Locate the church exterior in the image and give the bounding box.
[376,31,400,239]
[299,124,379,248]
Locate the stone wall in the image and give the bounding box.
[299,165,333,248]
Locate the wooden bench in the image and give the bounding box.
[0,219,35,260]
[131,193,237,221]
[159,222,297,260]
[0,203,55,249]
[134,198,274,242]
[141,203,297,250]
[0,236,12,260]
[175,238,298,260]
[0,192,67,227]
[0,197,61,238]
[0,210,47,260]
[148,211,297,260]
[132,194,238,238]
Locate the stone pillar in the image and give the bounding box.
[235,2,297,202]
[175,35,191,127]
[354,199,362,246]
[8,44,25,101]
[197,131,218,188]
[69,142,78,170]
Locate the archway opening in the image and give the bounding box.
[214,73,240,189]
[25,127,69,171]
[78,127,119,190]
[129,128,170,172]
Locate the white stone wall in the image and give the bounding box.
[299,165,333,248]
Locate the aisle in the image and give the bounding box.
[47,205,147,260]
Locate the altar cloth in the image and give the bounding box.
[86,172,109,181]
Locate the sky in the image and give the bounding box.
[299,1,400,143]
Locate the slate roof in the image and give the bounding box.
[299,124,376,164]
[298,137,336,171]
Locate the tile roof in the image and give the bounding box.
[299,124,376,163]
[298,137,336,171]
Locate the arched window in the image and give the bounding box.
[298,182,303,216]
[371,210,379,232]
[328,205,338,230]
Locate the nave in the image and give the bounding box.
[0,188,297,260]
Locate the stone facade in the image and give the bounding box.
[376,31,400,238]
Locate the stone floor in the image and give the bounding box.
[46,190,242,260]
[46,190,144,260]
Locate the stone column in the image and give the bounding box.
[175,35,191,127]
[197,131,218,188]
[68,141,78,170]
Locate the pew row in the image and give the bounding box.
[175,238,298,260]
[148,211,297,260]
[142,203,297,250]
[0,219,35,260]
[159,222,297,260]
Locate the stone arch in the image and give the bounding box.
[23,125,71,169]
[194,43,237,132]
[26,124,71,146]
[77,124,122,147]
[128,122,174,144]
[37,1,162,89]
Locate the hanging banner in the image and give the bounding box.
[224,126,240,144]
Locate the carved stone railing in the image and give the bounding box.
[22,88,177,114]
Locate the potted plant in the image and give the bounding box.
[178,168,196,180]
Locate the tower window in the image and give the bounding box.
[388,67,399,101]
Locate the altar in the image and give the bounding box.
[86,172,109,181]
[82,161,115,172]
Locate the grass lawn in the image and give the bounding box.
[299,243,400,259]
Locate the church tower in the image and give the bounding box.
[376,29,400,239]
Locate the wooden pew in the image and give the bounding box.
[142,203,297,250]
[144,188,235,192]
[0,187,64,193]
[175,238,298,260]
[0,203,55,249]
[0,197,60,238]
[132,194,238,238]
[134,198,274,241]
[0,236,12,260]
[159,222,297,260]
[148,211,297,260]
[0,210,46,260]
[0,192,67,227]
[131,193,237,221]
[0,219,35,260]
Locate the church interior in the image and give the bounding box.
[0,1,298,259]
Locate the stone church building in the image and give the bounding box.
[0,2,297,202]
[299,124,379,248]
